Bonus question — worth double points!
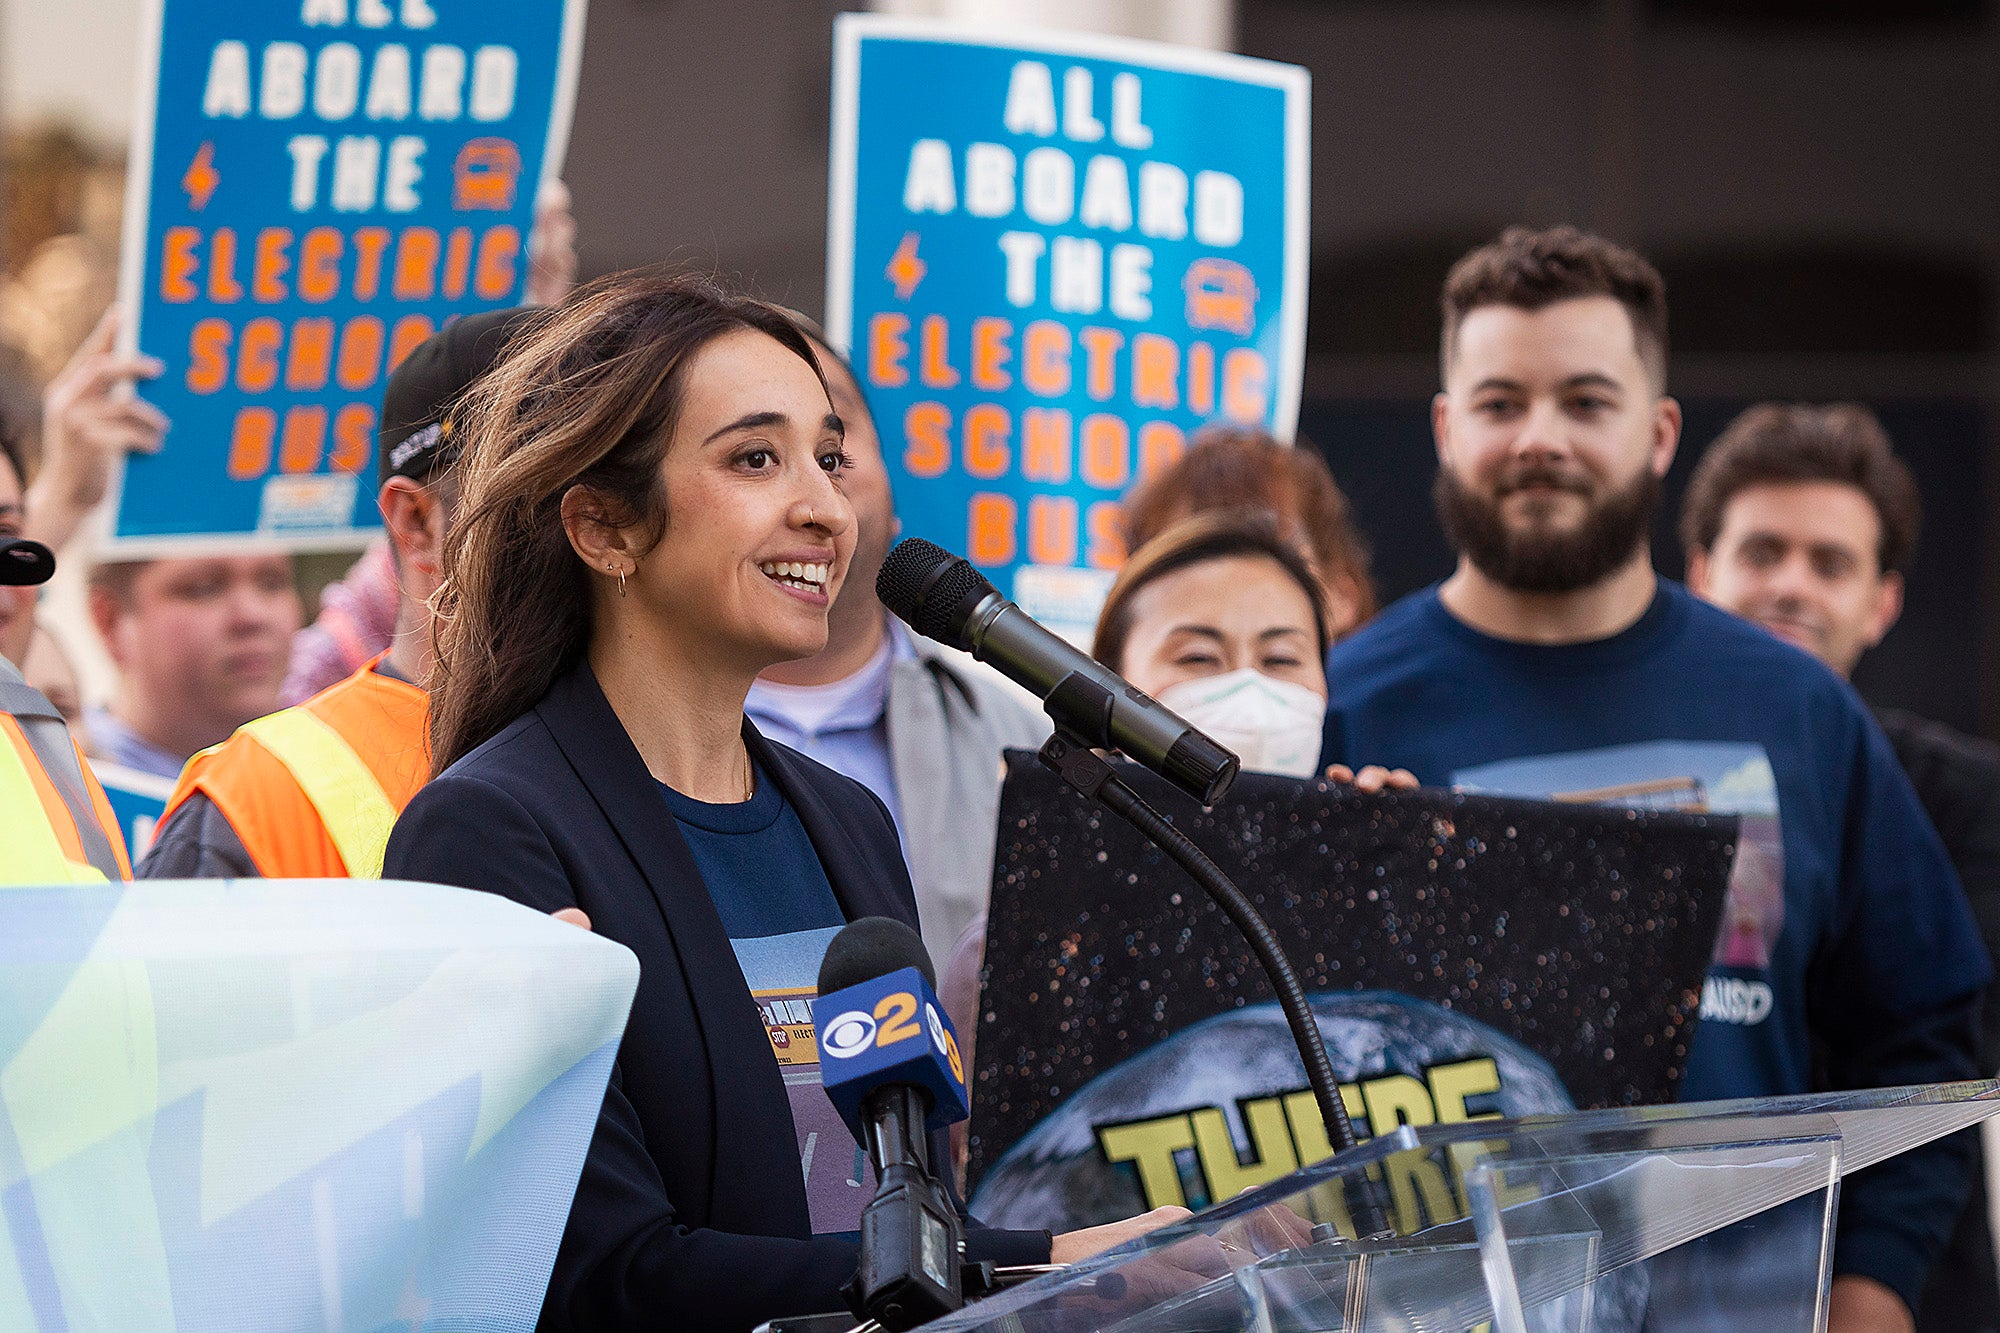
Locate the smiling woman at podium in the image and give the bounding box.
[382,271,1175,1332]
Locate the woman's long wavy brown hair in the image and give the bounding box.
[426,268,824,774]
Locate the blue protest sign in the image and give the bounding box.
[91,760,174,864]
[827,16,1309,639]
[109,0,587,553]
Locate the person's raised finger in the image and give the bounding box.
[106,402,170,449]
[535,177,572,216]
[61,352,162,401]
[79,396,167,438]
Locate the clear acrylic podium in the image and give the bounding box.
[928,1081,2000,1332]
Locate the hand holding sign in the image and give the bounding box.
[29,308,166,553]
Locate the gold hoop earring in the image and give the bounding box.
[609,563,627,598]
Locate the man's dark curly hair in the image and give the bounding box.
[1442,224,1669,388]
[1680,402,1921,576]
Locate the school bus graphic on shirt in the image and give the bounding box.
[1456,741,1784,1022]
[754,986,821,1066]
[730,925,874,1233]
[1548,774,1706,811]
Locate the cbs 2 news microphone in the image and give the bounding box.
[813,918,972,1330]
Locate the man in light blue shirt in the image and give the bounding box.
[749,616,914,845]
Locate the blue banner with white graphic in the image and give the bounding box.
[109,0,586,552]
[0,878,636,1328]
[827,16,1309,639]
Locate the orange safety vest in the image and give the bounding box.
[0,680,132,885]
[161,658,430,878]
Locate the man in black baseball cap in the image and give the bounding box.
[377,306,537,489]
[139,309,541,879]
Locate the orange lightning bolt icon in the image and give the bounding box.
[183,142,220,211]
[884,232,926,301]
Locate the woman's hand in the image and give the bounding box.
[1050,1205,1191,1265]
[1324,763,1419,792]
[1216,1199,1317,1256]
[1052,1202,1317,1311]
[552,907,592,930]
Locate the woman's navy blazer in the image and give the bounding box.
[383,662,1048,1332]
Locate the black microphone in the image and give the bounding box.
[814,918,967,1331]
[0,538,56,588]
[876,538,1239,805]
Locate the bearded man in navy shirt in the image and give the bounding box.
[1321,225,1989,1333]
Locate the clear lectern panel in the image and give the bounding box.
[927,1081,2000,1333]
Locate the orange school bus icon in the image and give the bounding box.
[1183,259,1259,336]
[454,138,523,211]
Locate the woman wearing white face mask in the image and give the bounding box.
[1093,512,1409,784]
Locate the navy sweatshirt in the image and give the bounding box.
[1321,578,1989,1311]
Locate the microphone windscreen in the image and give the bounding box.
[875,538,995,647]
[817,916,937,997]
[0,538,56,588]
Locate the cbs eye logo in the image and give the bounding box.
[822,991,924,1059]
[820,1010,879,1058]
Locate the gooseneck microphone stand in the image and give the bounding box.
[1035,672,1395,1242]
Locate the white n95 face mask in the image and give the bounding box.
[1154,668,1326,780]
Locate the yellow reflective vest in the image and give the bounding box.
[0,662,130,885]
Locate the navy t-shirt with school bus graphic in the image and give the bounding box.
[1320,580,1990,1303]
[659,768,875,1236]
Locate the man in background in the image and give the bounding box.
[83,552,300,780]
[1321,224,1986,1332]
[747,330,1046,965]
[279,183,580,702]
[1683,401,2000,1332]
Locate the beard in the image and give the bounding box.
[1435,460,1660,594]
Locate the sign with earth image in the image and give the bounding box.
[963,757,1737,1234]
